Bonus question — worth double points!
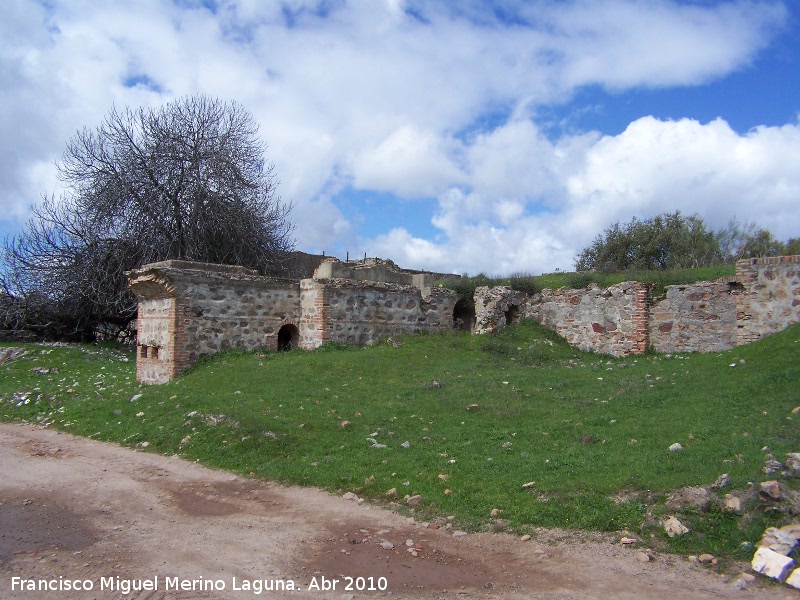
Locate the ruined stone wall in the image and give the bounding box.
[648,282,739,353]
[129,259,460,383]
[321,279,458,345]
[473,286,528,334]
[176,275,302,364]
[736,255,800,345]
[129,261,303,384]
[474,256,800,357]
[522,282,649,357]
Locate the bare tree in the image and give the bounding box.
[1,94,294,341]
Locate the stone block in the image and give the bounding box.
[751,547,794,581]
[787,568,800,590]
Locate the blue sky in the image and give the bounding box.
[2,0,799,275]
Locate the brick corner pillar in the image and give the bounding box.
[299,278,331,349]
[127,263,182,384]
[631,281,650,354]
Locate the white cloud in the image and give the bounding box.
[351,125,464,198]
[0,0,794,276]
[363,114,800,275]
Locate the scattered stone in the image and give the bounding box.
[406,494,423,506]
[751,547,794,581]
[785,453,800,474]
[759,526,800,555]
[31,367,58,375]
[130,393,142,402]
[427,524,440,530]
[379,540,394,550]
[732,573,757,590]
[452,531,468,538]
[635,552,651,563]
[385,487,397,497]
[763,454,783,475]
[522,481,536,489]
[760,480,781,500]
[792,407,800,415]
[466,403,480,411]
[666,486,713,511]
[520,534,532,542]
[663,516,690,538]
[723,494,743,512]
[787,568,800,590]
[400,441,410,449]
[620,537,638,545]
[364,475,375,485]
[438,474,450,482]
[698,554,715,564]
[669,443,683,452]
[490,508,502,518]
[0,347,27,365]
[339,420,351,428]
[342,492,363,504]
[711,473,730,489]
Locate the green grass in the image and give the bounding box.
[444,265,736,299]
[2,320,799,563]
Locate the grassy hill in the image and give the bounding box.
[2,319,799,565]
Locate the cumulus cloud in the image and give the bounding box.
[365,115,800,274]
[0,0,795,274]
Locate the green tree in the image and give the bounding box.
[574,211,719,272]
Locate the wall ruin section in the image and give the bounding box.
[473,255,800,357]
[128,258,459,383]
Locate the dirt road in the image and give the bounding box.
[0,423,793,599]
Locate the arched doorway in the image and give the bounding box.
[504,304,520,326]
[453,299,476,332]
[277,324,299,351]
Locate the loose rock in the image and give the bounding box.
[698,554,715,564]
[760,480,781,500]
[635,552,651,563]
[785,453,800,474]
[406,494,423,506]
[763,454,783,475]
[711,473,730,489]
[751,547,794,581]
[663,516,690,538]
[668,443,683,452]
[723,494,743,512]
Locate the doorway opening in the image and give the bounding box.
[453,299,476,332]
[277,324,299,351]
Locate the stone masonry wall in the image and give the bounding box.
[648,282,740,353]
[736,255,800,345]
[129,261,304,384]
[129,259,460,383]
[129,255,800,383]
[523,282,649,357]
[321,279,458,345]
[177,276,302,365]
[473,256,800,357]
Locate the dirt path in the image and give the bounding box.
[0,423,794,599]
